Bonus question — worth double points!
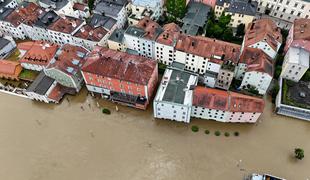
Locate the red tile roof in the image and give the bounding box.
[5,2,44,27]
[0,60,22,78]
[193,86,264,113]
[18,41,59,66]
[46,44,88,76]
[292,18,310,41]
[73,3,88,11]
[74,24,108,42]
[175,35,241,63]
[135,17,163,40]
[82,47,157,85]
[239,47,274,76]
[48,16,83,34]
[156,23,181,46]
[244,18,282,52]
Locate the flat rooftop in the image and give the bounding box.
[155,67,197,105]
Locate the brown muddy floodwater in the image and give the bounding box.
[0,88,309,180]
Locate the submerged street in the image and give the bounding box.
[0,88,309,180]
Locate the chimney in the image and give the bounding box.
[191,41,195,46]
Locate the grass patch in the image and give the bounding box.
[234,131,239,136]
[191,125,199,132]
[214,131,221,136]
[19,69,39,81]
[224,132,230,137]
[204,130,210,134]
[7,49,21,61]
[102,108,111,115]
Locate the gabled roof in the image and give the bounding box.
[46,44,88,76]
[48,16,83,34]
[175,34,241,63]
[73,3,88,11]
[125,17,164,41]
[39,0,69,11]
[292,18,310,41]
[227,0,257,16]
[34,10,59,28]
[18,41,59,66]
[240,47,274,76]
[5,2,44,27]
[156,23,181,46]
[74,24,108,42]
[82,47,157,85]
[244,18,282,52]
[89,14,117,31]
[193,86,264,113]
[26,71,55,95]
[0,60,22,77]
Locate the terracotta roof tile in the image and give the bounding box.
[292,18,310,41]
[18,41,59,66]
[193,86,264,113]
[135,17,163,40]
[5,2,44,27]
[175,35,241,63]
[82,47,157,85]
[48,16,83,34]
[46,44,88,76]
[156,23,181,46]
[74,24,108,42]
[240,47,274,76]
[244,18,282,52]
[0,60,22,78]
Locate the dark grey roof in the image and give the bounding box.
[34,10,59,28]
[99,0,127,6]
[216,0,230,6]
[39,0,69,10]
[0,37,10,49]
[0,0,16,9]
[27,72,55,95]
[162,68,192,104]
[182,1,211,35]
[0,7,13,20]
[108,28,124,43]
[93,0,126,19]
[125,26,145,37]
[90,14,117,30]
[227,0,258,16]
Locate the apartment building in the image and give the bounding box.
[38,0,76,18]
[0,36,16,58]
[128,0,163,25]
[215,0,258,28]
[93,0,128,28]
[47,15,85,45]
[32,10,60,41]
[124,17,163,58]
[243,18,282,59]
[82,47,158,110]
[256,0,310,29]
[285,18,310,53]
[73,2,90,19]
[154,23,181,65]
[237,47,274,95]
[192,86,265,123]
[107,28,126,51]
[44,44,89,92]
[0,2,44,40]
[280,46,309,82]
[153,65,198,123]
[0,0,18,9]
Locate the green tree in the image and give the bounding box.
[223,28,233,41]
[274,65,282,80]
[218,13,231,29]
[166,0,186,19]
[236,23,245,37]
[212,24,224,38]
[295,148,305,160]
[301,70,310,81]
[88,0,95,11]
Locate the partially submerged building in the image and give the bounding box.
[153,64,198,123]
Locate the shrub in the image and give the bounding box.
[224,132,230,137]
[102,108,111,115]
[295,148,305,160]
[191,125,199,132]
[215,131,221,136]
[234,131,239,136]
[204,130,210,134]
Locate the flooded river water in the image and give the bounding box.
[0,88,309,180]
